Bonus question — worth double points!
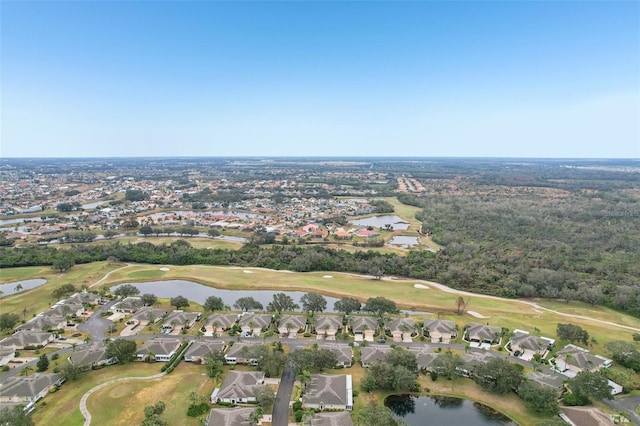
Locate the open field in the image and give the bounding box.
[32,362,162,426]
[3,262,640,354]
[86,362,214,426]
[87,235,244,250]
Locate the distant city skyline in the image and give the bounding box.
[2,1,639,159]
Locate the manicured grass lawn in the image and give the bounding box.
[5,262,640,357]
[32,362,162,426]
[86,362,214,426]
[0,262,122,320]
[0,265,51,282]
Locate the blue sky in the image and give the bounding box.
[2,1,639,158]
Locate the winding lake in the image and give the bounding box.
[385,395,515,426]
[111,280,429,315]
[349,215,410,230]
[0,279,47,296]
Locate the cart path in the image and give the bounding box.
[89,263,640,333]
[80,372,166,426]
[90,263,133,288]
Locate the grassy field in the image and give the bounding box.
[3,262,640,355]
[32,362,162,426]
[86,362,213,426]
[0,262,122,325]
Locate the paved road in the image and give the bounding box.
[77,300,118,342]
[603,394,640,426]
[272,366,295,426]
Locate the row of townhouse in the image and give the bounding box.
[208,369,354,426]
[0,373,65,408]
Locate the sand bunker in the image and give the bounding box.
[159,267,170,272]
[243,270,253,274]
[414,284,429,289]
[323,275,333,279]
[467,310,489,319]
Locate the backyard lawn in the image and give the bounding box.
[32,362,162,426]
[86,362,214,426]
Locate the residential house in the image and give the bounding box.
[310,412,354,426]
[161,311,201,333]
[135,339,182,362]
[525,372,565,395]
[508,330,555,360]
[0,373,64,404]
[206,407,256,426]
[68,345,117,369]
[465,323,502,349]
[354,229,380,238]
[238,313,272,336]
[360,345,391,368]
[132,307,167,324]
[184,340,226,364]
[277,314,307,338]
[65,292,102,306]
[349,316,378,342]
[318,344,353,368]
[302,374,353,411]
[423,319,457,344]
[16,315,66,333]
[224,342,261,365]
[459,351,495,377]
[205,314,239,336]
[44,303,85,318]
[0,331,54,350]
[314,316,343,340]
[0,348,15,366]
[561,406,615,426]
[212,371,265,404]
[113,297,144,313]
[385,318,416,342]
[553,344,612,377]
[333,231,352,240]
[408,347,439,371]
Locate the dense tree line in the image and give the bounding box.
[0,241,438,283]
[401,187,640,316]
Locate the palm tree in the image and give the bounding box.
[21,366,34,377]
[0,290,4,298]
[297,369,312,393]
[14,283,23,293]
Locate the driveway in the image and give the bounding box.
[603,394,640,426]
[271,366,295,426]
[77,300,118,342]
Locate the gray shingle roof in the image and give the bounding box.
[206,313,239,329]
[207,407,254,426]
[317,344,353,364]
[0,373,63,400]
[315,315,343,331]
[303,374,349,406]
[423,319,456,335]
[310,411,354,426]
[185,340,225,359]
[216,371,265,400]
[359,346,391,364]
[278,314,307,331]
[349,316,378,333]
